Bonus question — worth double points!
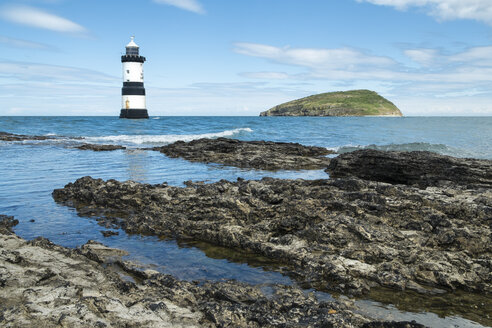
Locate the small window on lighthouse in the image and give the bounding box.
[126,70,130,74]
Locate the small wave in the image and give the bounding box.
[82,127,253,145]
[332,142,468,157]
[152,117,160,120]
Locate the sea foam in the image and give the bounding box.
[82,127,253,145]
[329,142,469,157]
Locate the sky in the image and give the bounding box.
[1,0,492,116]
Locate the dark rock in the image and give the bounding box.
[76,144,126,151]
[327,149,492,188]
[150,137,333,170]
[53,171,491,297]
[0,215,19,234]
[0,131,55,141]
[101,230,119,237]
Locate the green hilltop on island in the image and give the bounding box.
[260,90,403,117]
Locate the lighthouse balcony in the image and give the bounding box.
[121,55,146,63]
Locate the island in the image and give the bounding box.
[260,89,403,117]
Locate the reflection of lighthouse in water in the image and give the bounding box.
[120,36,149,119]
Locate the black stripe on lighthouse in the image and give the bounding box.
[123,82,144,87]
[122,86,146,96]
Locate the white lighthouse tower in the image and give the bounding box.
[120,36,148,119]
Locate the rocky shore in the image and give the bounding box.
[2,131,335,167]
[0,215,425,327]
[149,137,333,170]
[0,131,56,141]
[52,150,491,301]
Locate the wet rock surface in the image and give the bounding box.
[0,131,126,152]
[0,215,18,234]
[101,230,120,237]
[0,131,56,141]
[327,149,492,189]
[150,137,333,170]
[0,216,422,327]
[53,170,491,299]
[76,143,126,151]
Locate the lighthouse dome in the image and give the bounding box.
[125,36,140,56]
[126,36,139,48]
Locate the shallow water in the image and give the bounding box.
[0,116,491,327]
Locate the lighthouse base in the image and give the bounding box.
[119,109,149,119]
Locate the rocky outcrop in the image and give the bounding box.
[0,131,87,144]
[0,215,18,234]
[0,216,423,327]
[150,137,333,170]
[76,144,126,151]
[53,171,491,297]
[327,149,492,189]
[0,131,56,141]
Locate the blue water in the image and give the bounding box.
[1,116,491,158]
[0,116,490,327]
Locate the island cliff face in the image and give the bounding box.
[260,90,403,117]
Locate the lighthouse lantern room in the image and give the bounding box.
[120,36,148,119]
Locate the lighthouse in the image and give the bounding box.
[120,36,148,119]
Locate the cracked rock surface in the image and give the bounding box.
[53,170,491,297]
[0,216,201,328]
[0,215,424,328]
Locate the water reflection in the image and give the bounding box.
[359,287,492,327]
[125,149,149,182]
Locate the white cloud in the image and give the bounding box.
[357,0,492,25]
[448,46,492,66]
[235,41,492,114]
[0,60,120,115]
[153,0,205,14]
[434,89,488,98]
[0,58,304,116]
[0,81,118,116]
[237,42,492,84]
[0,35,54,50]
[403,45,492,70]
[0,60,117,83]
[404,48,437,66]
[0,5,86,33]
[240,72,290,80]
[397,95,492,115]
[234,43,395,70]
[147,82,308,115]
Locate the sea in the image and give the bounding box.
[0,116,491,327]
